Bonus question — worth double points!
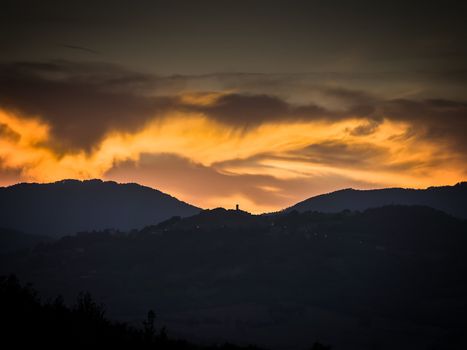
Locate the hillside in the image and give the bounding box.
[2,205,466,349]
[286,182,467,219]
[0,227,51,254]
[0,179,201,237]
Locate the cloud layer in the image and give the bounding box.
[0,61,466,212]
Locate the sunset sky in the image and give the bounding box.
[1,0,466,212]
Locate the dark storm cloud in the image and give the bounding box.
[192,94,344,126]
[0,61,358,149]
[0,61,370,147]
[0,61,466,157]
[194,94,290,125]
[0,61,181,150]
[379,99,467,151]
[191,87,378,125]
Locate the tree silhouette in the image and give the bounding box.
[75,291,106,321]
[310,342,332,350]
[0,275,270,349]
[143,309,156,342]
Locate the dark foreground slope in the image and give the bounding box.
[1,206,467,349]
[0,179,201,237]
[286,182,467,219]
[0,275,266,350]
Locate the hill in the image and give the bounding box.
[285,182,467,219]
[0,179,201,237]
[0,227,51,254]
[2,205,466,349]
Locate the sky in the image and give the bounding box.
[1,0,466,213]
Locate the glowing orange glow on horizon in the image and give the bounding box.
[0,107,465,213]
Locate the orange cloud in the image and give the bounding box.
[0,107,465,213]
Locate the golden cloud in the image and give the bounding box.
[0,106,465,213]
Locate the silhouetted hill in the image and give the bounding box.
[0,179,201,237]
[144,208,263,232]
[0,227,51,254]
[2,205,466,349]
[285,182,467,219]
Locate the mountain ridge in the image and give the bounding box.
[2,179,466,237]
[285,182,467,219]
[0,178,201,237]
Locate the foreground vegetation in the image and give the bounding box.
[1,206,466,349]
[0,274,270,349]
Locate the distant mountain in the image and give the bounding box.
[0,179,201,237]
[285,182,467,219]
